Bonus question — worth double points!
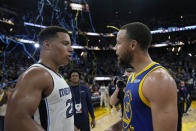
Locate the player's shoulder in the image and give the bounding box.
[17,66,53,87]
[143,67,177,102]
[149,67,172,80]
[145,67,176,89]
[23,66,51,79]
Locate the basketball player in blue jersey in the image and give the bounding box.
[5,26,75,131]
[113,22,178,131]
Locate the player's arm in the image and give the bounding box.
[5,67,53,131]
[143,69,178,131]
[110,85,119,105]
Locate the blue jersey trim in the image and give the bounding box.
[45,99,50,131]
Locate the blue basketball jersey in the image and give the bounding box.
[123,62,166,131]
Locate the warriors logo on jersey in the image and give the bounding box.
[123,90,134,131]
[122,62,165,131]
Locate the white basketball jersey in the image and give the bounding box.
[32,64,74,131]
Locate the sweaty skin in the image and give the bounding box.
[5,32,73,131]
[5,67,53,131]
[143,68,178,131]
[114,28,178,131]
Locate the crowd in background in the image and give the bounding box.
[0,47,196,91]
[0,44,196,131]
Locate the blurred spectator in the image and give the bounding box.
[0,89,7,131]
[177,80,186,131]
[0,84,15,131]
[69,70,95,131]
[99,84,109,108]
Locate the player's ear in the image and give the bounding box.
[42,40,51,49]
[129,40,137,50]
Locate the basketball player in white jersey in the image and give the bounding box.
[5,26,75,131]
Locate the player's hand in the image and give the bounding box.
[115,81,120,92]
[91,118,96,128]
[74,126,79,131]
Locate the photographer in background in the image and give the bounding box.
[110,68,134,117]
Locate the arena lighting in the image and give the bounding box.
[9,28,13,32]
[184,25,196,30]
[23,22,196,35]
[15,38,85,49]
[151,25,196,34]
[14,38,186,50]
[152,43,168,47]
[24,22,46,28]
[85,32,99,36]
[24,22,114,37]
[172,47,175,52]
[15,38,37,44]
[14,38,86,50]
[150,29,163,34]
[91,46,100,50]
[94,77,112,81]
[107,33,115,37]
[112,46,116,50]
[81,52,84,56]
[178,47,181,52]
[70,3,84,11]
[72,45,84,49]
[0,18,14,25]
[177,41,184,45]
[34,43,40,48]
[82,32,115,37]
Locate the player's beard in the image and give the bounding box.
[118,50,133,68]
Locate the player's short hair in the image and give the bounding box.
[37,26,68,45]
[120,22,152,50]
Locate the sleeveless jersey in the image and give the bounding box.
[123,62,166,131]
[32,63,74,131]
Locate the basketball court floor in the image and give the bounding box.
[92,101,196,131]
